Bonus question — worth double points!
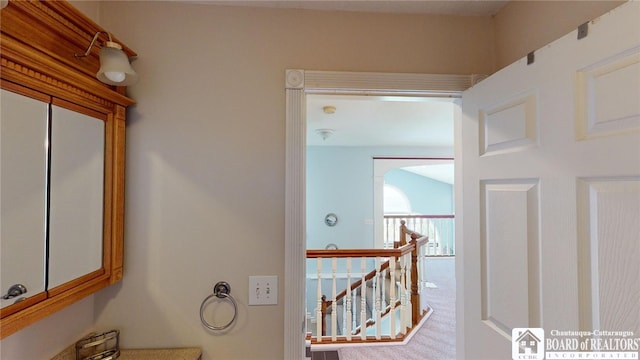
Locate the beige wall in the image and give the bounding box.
[93,3,494,359]
[0,1,625,359]
[69,0,101,24]
[494,0,625,70]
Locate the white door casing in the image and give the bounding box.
[285,71,475,358]
[458,2,640,359]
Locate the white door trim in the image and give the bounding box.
[284,70,475,359]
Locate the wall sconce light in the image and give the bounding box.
[75,32,138,86]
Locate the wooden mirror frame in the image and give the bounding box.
[0,0,135,339]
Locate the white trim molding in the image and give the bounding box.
[284,70,474,359]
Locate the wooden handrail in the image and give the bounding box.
[352,319,376,335]
[347,299,403,336]
[385,215,454,256]
[415,235,429,247]
[380,299,402,318]
[310,221,429,339]
[323,260,391,309]
[318,236,420,307]
[396,220,425,248]
[312,241,415,314]
[306,246,412,259]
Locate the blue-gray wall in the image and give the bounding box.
[384,169,453,215]
[306,146,452,250]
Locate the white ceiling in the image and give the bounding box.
[196,0,508,16]
[307,94,456,184]
[404,162,454,184]
[306,94,456,147]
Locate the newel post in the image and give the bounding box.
[410,234,420,326]
[397,220,408,248]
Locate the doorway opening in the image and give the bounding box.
[305,93,456,251]
[284,69,472,359]
[304,92,457,354]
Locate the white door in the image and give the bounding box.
[458,2,640,359]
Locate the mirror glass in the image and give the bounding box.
[48,105,104,289]
[0,90,105,308]
[0,89,48,308]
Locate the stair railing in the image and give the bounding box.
[306,221,429,344]
[384,214,455,255]
[399,220,430,324]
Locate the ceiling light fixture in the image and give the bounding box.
[323,106,336,114]
[75,32,138,86]
[315,129,334,141]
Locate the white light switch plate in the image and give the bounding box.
[249,275,278,305]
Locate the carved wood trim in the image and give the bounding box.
[1,0,136,78]
[0,0,135,339]
[1,38,134,109]
[110,106,127,283]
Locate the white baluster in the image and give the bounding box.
[351,288,357,336]
[405,252,413,330]
[419,241,425,292]
[423,240,428,288]
[382,267,387,309]
[449,217,455,255]
[360,257,367,340]
[374,257,382,340]
[443,218,449,255]
[331,257,337,341]
[316,258,322,342]
[452,217,456,255]
[434,218,440,255]
[345,257,352,341]
[384,218,389,248]
[400,254,407,334]
[432,219,438,256]
[443,218,448,255]
[389,256,396,339]
[342,292,346,339]
[420,239,428,313]
[433,219,438,255]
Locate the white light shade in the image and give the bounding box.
[96,46,138,86]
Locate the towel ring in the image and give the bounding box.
[200,281,237,331]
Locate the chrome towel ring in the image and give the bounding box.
[200,281,237,331]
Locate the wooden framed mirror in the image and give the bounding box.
[0,0,136,338]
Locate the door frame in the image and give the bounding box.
[284,70,476,358]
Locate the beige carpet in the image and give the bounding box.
[338,257,456,360]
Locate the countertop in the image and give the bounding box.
[119,348,202,360]
[52,346,202,360]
